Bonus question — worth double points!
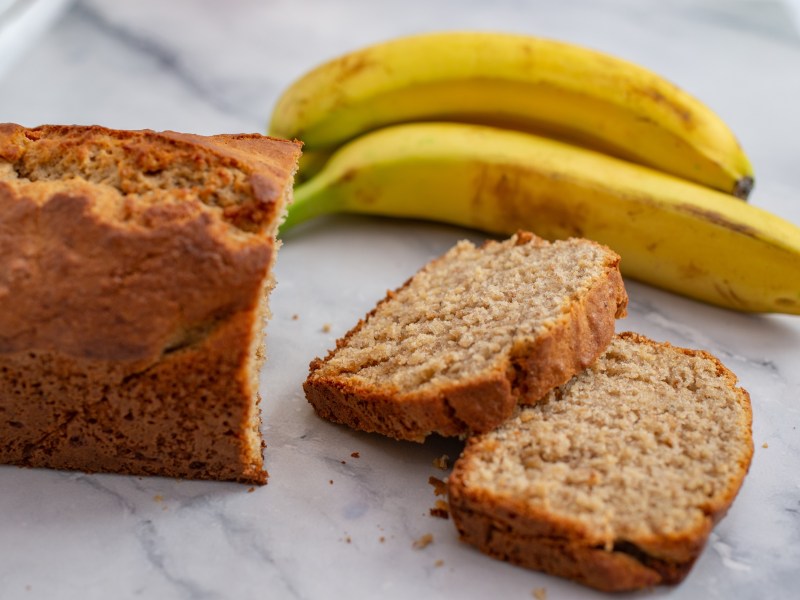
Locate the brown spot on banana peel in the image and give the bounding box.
[327,54,381,113]
[590,54,695,127]
[636,85,694,126]
[713,280,748,308]
[333,53,378,82]
[470,164,585,237]
[355,186,379,206]
[470,163,756,242]
[335,168,381,207]
[289,54,381,140]
[326,167,383,214]
[675,203,760,238]
[776,297,800,308]
[634,85,754,201]
[679,261,708,280]
[338,168,359,184]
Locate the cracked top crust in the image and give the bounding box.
[0,123,301,364]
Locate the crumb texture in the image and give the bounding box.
[305,231,627,440]
[315,235,617,391]
[448,332,753,591]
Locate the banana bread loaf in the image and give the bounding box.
[304,231,628,441]
[0,123,301,484]
[448,332,754,591]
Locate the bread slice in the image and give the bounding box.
[304,231,628,441]
[0,123,301,484]
[447,332,754,592]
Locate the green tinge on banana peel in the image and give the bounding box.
[281,122,800,315]
[270,31,754,199]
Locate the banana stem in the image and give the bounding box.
[280,175,341,234]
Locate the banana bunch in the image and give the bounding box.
[271,32,753,197]
[269,32,800,314]
[283,123,799,314]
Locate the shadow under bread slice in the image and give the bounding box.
[447,332,754,592]
[304,231,628,441]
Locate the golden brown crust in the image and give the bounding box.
[0,184,271,361]
[510,260,627,403]
[0,124,301,232]
[447,332,753,591]
[447,468,703,591]
[304,368,516,442]
[0,123,301,484]
[304,233,628,441]
[0,124,301,185]
[1,311,267,484]
[445,489,666,592]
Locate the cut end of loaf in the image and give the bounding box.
[448,332,754,591]
[0,123,302,484]
[305,231,627,441]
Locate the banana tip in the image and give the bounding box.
[734,176,754,200]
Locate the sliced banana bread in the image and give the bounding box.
[304,231,628,441]
[448,332,754,592]
[0,123,301,484]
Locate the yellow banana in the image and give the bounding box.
[295,149,332,184]
[270,32,754,198]
[283,122,799,315]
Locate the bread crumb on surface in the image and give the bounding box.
[351,451,360,458]
[322,323,332,333]
[762,442,769,448]
[153,494,164,503]
[379,536,386,543]
[247,487,255,493]
[533,587,547,600]
[433,454,450,470]
[435,559,445,567]
[329,479,334,485]
[413,533,434,549]
[428,476,448,496]
[430,499,450,519]
[292,314,299,320]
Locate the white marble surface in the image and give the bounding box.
[0,0,72,79]
[1,1,800,598]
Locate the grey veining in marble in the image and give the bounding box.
[1,1,799,599]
